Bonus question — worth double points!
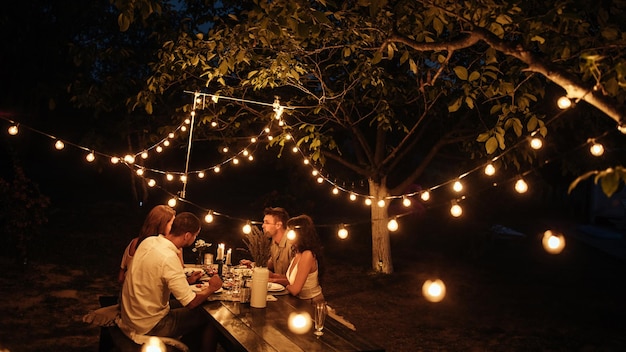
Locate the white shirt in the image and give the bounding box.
[120,235,196,334]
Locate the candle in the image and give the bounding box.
[217,243,225,261]
[226,248,232,265]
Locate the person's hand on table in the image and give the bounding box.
[239,259,254,268]
[186,270,203,284]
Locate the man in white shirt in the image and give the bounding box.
[120,212,222,352]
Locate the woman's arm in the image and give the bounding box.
[285,251,315,296]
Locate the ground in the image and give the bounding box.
[0,202,625,352]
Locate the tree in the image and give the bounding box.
[113,0,626,273]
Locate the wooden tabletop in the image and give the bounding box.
[203,293,385,352]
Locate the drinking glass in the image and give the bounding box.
[314,302,327,336]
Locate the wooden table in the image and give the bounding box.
[203,293,385,352]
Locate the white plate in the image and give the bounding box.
[267,283,285,292]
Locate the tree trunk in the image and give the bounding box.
[369,179,394,274]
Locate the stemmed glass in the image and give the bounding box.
[314,302,327,336]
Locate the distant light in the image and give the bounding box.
[168,132,175,139]
[377,199,385,207]
[198,172,205,178]
[337,226,349,239]
[163,140,170,147]
[55,140,65,150]
[136,168,144,176]
[167,198,177,207]
[214,166,221,173]
[123,154,135,164]
[8,125,18,135]
[450,203,462,217]
[530,137,543,150]
[316,177,324,183]
[242,223,252,234]
[349,193,357,201]
[204,212,214,223]
[141,151,149,159]
[453,181,463,192]
[156,146,163,153]
[287,229,296,240]
[420,191,430,202]
[166,174,174,181]
[364,198,372,206]
[110,156,119,164]
[402,197,411,207]
[542,230,566,254]
[147,179,156,187]
[86,152,95,162]
[332,187,339,195]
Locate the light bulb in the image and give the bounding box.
[542,230,566,254]
[232,158,239,165]
[484,163,496,176]
[364,198,372,206]
[288,312,312,334]
[156,146,163,153]
[338,227,348,239]
[387,218,399,232]
[214,166,221,173]
[332,187,339,195]
[377,199,385,207]
[420,191,430,201]
[180,175,187,182]
[141,151,148,159]
[8,125,18,135]
[590,143,604,156]
[110,156,119,164]
[147,179,156,187]
[422,279,446,303]
[167,198,177,207]
[55,140,65,150]
[402,197,411,207]
[166,174,174,181]
[204,212,214,223]
[450,203,462,217]
[86,152,95,162]
[316,177,324,183]
[163,140,170,147]
[453,181,463,192]
[515,179,528,193]
[242,223,252,234]
[136,168,144,176]
[557,96,572,109]
[530,137,543,150]
[287,229,296,240]
[168,132,174,139]
[349,193,357,201]
[198,172,205,178]
[123,154,135,164]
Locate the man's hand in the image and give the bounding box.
[186,270,203,284]
[207,274,223,292]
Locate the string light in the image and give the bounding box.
[167,197,177,207]
[147,179,156,187]
[204,211,214,223]
[422,279,446,303]
[332,187,339,195]
[141,151,149,159]
[337,225,349,239]
[123,154,135,164]
[402,196,411,207]
[110,156,119,164]
[166,174,174,181]
[484,163,496,176]
[387,217,399,232]
[136,168,144,176]
[557,96,572,109]
[420,191,431,202]
[452,180,463,192]
[349,193,357,201]
[8,125,18,135]
[377,199,385,208]
[287,229,296,240]
[85,152,95,162]
[530,137,543,150]
[364,198,372,206]
[198,171,205,178]
[450,202,462,217]
[542,230,566,254]
[514,178,528,193]
[589,141,604,156]
[242,222,252,234]
[54,140,65,150]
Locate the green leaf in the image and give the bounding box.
[485,136,498,154]
[453,66,468,80]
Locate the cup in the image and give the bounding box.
[239,287,251,303]
[314,302,327,336]
[204,253,214,265]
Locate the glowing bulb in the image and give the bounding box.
[156,146,163,153]
[232,158,239,165]
[214,166,221,173]
[515,179,528,193]
[8,125,18,135]
[422,279,446,303]
[147,179,156,187]
[184,118,191,124]
[167,198,177,207]
[243,150,249,156]
[288,312,312,334]
[557,96,572,109]
[387,218,399,232]
[590,143,604,156]
[211,121,218,127]
[530,137,543,150]
[166,174,174,181]
[141,336,166,352]
[204,212,214,223]
[338,226,348,239]
[248,155,254,161]
[303,159,309,165]
[242,223,252,234]
[86,152,95,162]
[287,229,296,240]
[364,198,372,206]
[402,197,411,207]
[222,147,229,153]
[163,140,170,147]
[292,147,298,153]
[267,135,273,141]
[542,230,566,254]
[55,140,65,150]
[123,154,135,164]
[198,172,205,178]
[332,187,339,195]
[141,151,148,159]
[110,156,119,164]
[349,193,357,201]
[420,191,430,202]
[450,203,462,217]
[136,168,144,176]
[377,199,385,207]
[312,170,319,176]
[264,127,270,133]
[181,126,187,132]
[180,175,187,182]
[453,181,463,192]
[316,177,324,183]
[251,137,257,143]
[484,163,495,176]
[168,132,174,139]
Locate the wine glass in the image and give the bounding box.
[314,302,327,336]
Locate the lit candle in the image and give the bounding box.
[226,248,232,265]
[217,243,225,261]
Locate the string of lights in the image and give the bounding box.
[1,93,622,239]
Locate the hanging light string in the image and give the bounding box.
[1,91,621,232]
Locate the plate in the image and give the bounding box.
[267,283,285,292]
